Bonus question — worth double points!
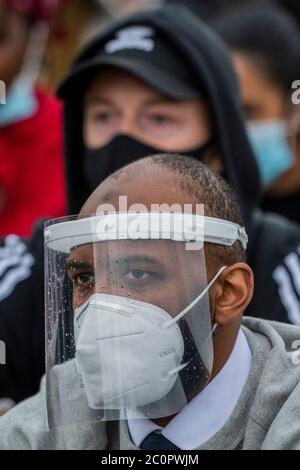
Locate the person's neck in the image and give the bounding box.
[210,323,240,380]
[152,415,177,428]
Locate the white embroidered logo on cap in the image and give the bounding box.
[105,26,155,54]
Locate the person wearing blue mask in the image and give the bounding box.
[214,4,300,224]
[0,0,66,237]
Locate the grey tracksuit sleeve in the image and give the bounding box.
[0,380,48,450]
[0,376,109,450]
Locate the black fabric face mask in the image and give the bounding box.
[83,134,214,191]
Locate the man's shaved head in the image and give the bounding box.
[81,154,246,270]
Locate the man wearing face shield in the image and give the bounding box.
[1,154,300,450]
[1,3,300,408]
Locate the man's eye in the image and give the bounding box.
[73,273,95,287]
[150,114,173,125]
[125,269,151,281]
[93,112,113,123]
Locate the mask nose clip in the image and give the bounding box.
[90,298,135,317]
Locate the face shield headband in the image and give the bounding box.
[44,212,248,253]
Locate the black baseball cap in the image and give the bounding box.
[58,24,200,100]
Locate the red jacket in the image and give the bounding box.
[0,89,66,237]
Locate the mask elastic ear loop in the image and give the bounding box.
[162,266,227,330]
[165,361,190,379]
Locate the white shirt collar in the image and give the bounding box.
[127,329,252,449]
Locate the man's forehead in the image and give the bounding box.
[81,164,201,215]
[85,68,166,100]
[67,239,194,263]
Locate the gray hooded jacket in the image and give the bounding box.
[0,317,300,450]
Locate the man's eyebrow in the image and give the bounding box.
[67,259,93,271]
[142,97,179,107]
[116,254,164,267]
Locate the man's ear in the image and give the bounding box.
[213,263,254,326]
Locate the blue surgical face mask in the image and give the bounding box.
[246,120,294,188]
[0,80,37,127]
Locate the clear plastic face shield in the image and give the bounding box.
[45,212,247,430]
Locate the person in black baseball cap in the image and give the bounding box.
[57,5,261,221]
[59,25,200,100]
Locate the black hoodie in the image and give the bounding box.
[0,5,300,404]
